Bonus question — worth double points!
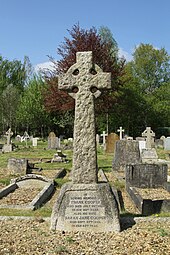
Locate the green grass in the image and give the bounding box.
[0,206,52,217]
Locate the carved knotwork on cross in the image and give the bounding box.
[58,51,111,183]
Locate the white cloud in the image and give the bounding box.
[34,61,56,73]
[118,48,133,62]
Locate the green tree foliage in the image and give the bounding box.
[0,84,20,131]
[0,55,31,94]
[98,26,118,57]
[17,76,49,136]
[113,43,170,136]
[130,44,170,93]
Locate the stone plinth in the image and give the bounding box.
[112,140,141,172]
[51,182,120,232]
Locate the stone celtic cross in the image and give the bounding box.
[5,128,13,145]
[59,52,111,184]
[142,127,155,149]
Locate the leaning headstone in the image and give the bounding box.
[51,51,120,232]
[106,133,119,153]
[112,140,141,172]
[48,132,58,149]
[2,128,13,152]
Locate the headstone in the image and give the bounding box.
[7,158,28,175]
[141,127,158,163]
[32,137,39,147]
[126,163,168,188]
[138,140,146,153]
[96,134,100,146]
[142,127,155,149]
[164,137,170,150]
[51,51,120,232]
[106,133,119,153]
[117,126,124,140]
[48,132,59,149]
[2,128,13,152]
[101,131,108,150]
[112,140,141,172]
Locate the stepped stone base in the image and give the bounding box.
[51,182,120,232]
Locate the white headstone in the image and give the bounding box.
[164,137,170,150]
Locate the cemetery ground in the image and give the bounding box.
[0,140,170,254]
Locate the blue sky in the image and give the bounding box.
[0,0,170,70]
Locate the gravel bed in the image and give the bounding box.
[0,169,170,254]
[0,187,41,205]
[0,219,170,255]
[135,187,170,200]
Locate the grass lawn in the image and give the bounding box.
[0,140,169,217]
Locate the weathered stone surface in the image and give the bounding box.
[58,51,111,184]
[51,51,120,232]
[142,127,155,149]
[126,163,168,188]
[48,132,59,149]
[112,140,141,172]
[106,133,119,153]
[7,158,28,175]
[51,182,120,232]
[141,148,158,163]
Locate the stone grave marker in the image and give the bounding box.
[51,51,120,232]
[106,133,119,153]
[48,132,59,149]
[96,134,100,146]
[141,127,158,163]
[117,126,124,140]
[112,140,141,172]
[32,137,39,147]
[101,131,108,150]
[142,127,155,149]
[164,137,170,150]
[2,128,13,152]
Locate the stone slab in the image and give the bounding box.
[51,182,120,232]
[126,163,168,188]
[126,185,170,215]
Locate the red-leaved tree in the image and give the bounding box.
[43,24,125,113]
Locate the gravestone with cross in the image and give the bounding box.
[142,127,155,149]
[51,51,120,232]
[117,126,124,140]
[101,131,108,150]
[2,128,13,152]
[141,127,158,162]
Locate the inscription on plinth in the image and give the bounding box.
[52,183,120,232]
[65,191,106,229]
